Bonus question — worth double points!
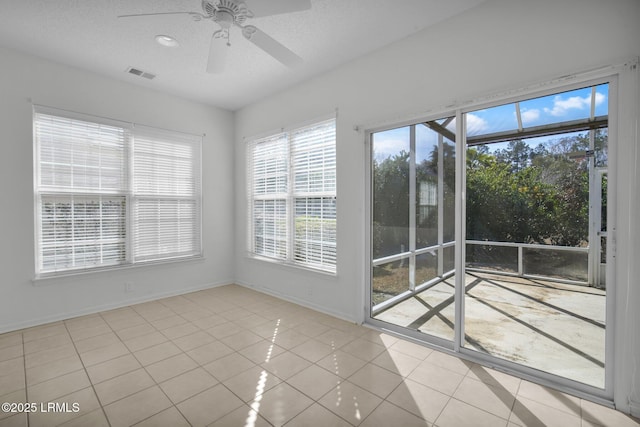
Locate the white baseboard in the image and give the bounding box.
[235,280,359,324]
[0,279,232,334]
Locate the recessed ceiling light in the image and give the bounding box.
[155,35,179,47]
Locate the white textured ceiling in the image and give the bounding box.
[0,0,485,110]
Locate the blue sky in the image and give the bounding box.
[373,84,609,162]
[466,84,608,136]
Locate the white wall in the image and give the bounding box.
[0,0,638,415]
[234,0,640,413]
[0,46,235,332]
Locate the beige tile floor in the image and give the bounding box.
[0,284,638,427]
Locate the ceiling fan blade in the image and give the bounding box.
[118,11,205,20]
[206,31,229,73]
[245,0,311,18]
[241,25,302,68]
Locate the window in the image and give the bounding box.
[248,117,336,273]
[131,126,201,263]
[34,106,201,276]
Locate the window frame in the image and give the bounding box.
[33,105,203,279]
[247,116,337,274]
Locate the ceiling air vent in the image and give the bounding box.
[126,67,156,80]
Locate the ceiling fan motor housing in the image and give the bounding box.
[202,0,250,26]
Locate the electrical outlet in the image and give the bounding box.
[124,282,134,292]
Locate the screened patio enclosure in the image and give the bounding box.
[368,82,611,392]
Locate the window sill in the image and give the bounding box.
[32,255,205,285]
[247,253,337,277]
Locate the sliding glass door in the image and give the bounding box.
[461,83,609,388]
[370,117,456,343]
[367,79,613,394]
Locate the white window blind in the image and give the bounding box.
[291,120,337,270]
[35,111,129,273]
[249,134,288,259]
[39,195,127,272]
[34,106,202,276]
[248,117,336,273]
[132,126,202,262]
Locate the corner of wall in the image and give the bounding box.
[235,279,360,325]
[630,400,640,418]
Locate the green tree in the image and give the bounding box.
[466,152,556,243]
[466,131,602,247]
[494,140,531,172]
[373,150,410,258]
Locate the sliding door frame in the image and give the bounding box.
[364,113,458,352]
[363,61,639,406]
[455,74,616,403]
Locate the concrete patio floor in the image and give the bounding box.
[374,271,606,388]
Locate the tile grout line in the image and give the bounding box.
[205,316,349,425]
[61,319,112,427]
[288,337,365,427]
[379,361,431,423]
[107,304,195,427]
[22,331,29,427]
[9,286,613,427]
[426,361,461,425]
[208,320,287,425]
[96,308,175,417]
[29,308,360,424]
[125,299,277,426]
[509,376,523,424]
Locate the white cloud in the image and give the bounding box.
[520,108,540,124]
[544,92,606,117]
[373,138,409,161]
[594,92,605,105]
[466,113,489,135]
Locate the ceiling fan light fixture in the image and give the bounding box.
[155,35,179,47]
[121,0,307,72]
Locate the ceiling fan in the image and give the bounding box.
[118,0,310,73]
